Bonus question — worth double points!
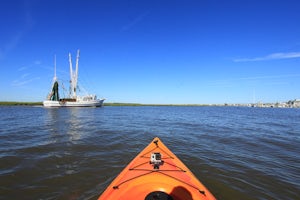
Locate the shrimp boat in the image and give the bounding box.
[43,50,105,107]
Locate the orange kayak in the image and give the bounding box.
[98,137,216,200]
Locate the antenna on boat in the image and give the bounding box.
[53,54,57,82]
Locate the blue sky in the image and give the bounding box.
[1,0,300,104]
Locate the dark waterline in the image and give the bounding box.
[0,106,299,199]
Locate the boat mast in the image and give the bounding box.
[74,49,79,97]
[68,50,80,99]
[49,54,59,101]
[53,54,57,82]
[69,52,74,98]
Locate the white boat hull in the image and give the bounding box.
[43,99,104,107]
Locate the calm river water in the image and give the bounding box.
[0,106,299,199]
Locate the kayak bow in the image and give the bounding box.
[98,137,216,200]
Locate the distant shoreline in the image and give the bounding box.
[1,101,298,108]
[0,101,211,107]
[0,101,43,106]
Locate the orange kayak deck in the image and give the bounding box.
[98,137,216,200]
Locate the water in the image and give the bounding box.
[0,106,299,200]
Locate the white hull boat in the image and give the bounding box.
[43,99,104,107]
[43,50,105,107]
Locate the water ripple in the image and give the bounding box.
[0,106,299,200]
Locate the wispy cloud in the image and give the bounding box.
[207,74,300,87]
[121,11,150,31]
[13,64,40,87]
[18,66,28,71]
[0,2,34,60]
[12,77,40,87]
[34,60,42,65]
[237,73,300,80]
[21,73,31,79]
[0,33,23,60]
[233,52,300,62]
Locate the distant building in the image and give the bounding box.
[293,99,300,108]
[287,99,300,108]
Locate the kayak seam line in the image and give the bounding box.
[129,169,185,172]
[157,171,206,196]
[129,161,149,170]
[112,170,206,197]
[163,161,187,172]
[112,171,154,189]
[140,146,174,160]
[128,160,186,172]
